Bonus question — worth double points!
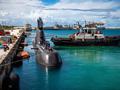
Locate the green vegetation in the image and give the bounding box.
[0,25,14,30]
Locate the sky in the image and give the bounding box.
[0,0,120,27]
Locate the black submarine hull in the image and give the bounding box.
[33,41,62,67]
[51,37,120,46]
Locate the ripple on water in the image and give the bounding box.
[14,30,120,90]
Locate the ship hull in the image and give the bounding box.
[33,41,62,67]
[51,37,120,46]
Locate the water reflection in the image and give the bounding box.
[35,63,62,90]
[55,46,120,65]
[45,67,48,90]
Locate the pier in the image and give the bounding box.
[0,29,26,90]
[106,27,120,30]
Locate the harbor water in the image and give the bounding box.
[14,29,120,90]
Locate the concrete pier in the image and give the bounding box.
[106,27,120,30]
[0,29,24,64]
[0,29,25,90]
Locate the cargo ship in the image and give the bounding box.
[51,23,120,46]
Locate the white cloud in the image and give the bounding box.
[110,10,120,18]
[45,0,120,26]
[0,0,43,22]
[49,0,119,10]
[0,0,120,26]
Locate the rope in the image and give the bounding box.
[0,58,29,67]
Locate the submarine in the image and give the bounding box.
[33,17,62,67]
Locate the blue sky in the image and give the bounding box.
[0,0,120,27]
[41,0,59,5]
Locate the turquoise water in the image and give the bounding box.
[14,29,120,90]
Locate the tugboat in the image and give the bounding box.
[51,23,120,46]
[33,17,62,67]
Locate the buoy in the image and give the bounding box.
[12,51,29,67]
[20,51,30,59]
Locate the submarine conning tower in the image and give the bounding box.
[34,17,62,67]
[35,17,45,45]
